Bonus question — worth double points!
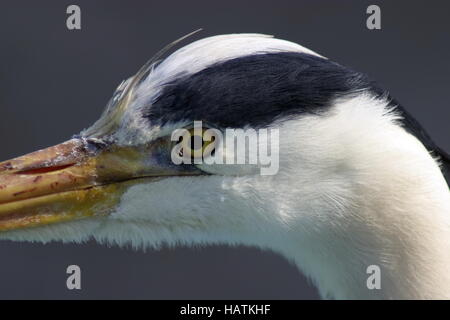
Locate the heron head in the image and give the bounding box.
[2,33,450,300]
[0,34,312,245]
[0,34,407,248]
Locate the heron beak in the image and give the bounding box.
[0,138,189,232]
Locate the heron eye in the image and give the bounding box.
[177,128,216,161]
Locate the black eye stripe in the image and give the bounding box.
[145,52,380,129]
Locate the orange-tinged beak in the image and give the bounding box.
[0,138,198,232]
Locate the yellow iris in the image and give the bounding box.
[178,128,217,161]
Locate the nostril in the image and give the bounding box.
[83,138,109,154]
[0,162,13,172]
[16,163,76,175]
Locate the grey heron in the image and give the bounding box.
[0,33,449,299]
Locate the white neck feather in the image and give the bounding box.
[277,95,450,299]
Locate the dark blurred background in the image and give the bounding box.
[0,0,448,299]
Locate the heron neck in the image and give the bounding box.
[281,146,450,299]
